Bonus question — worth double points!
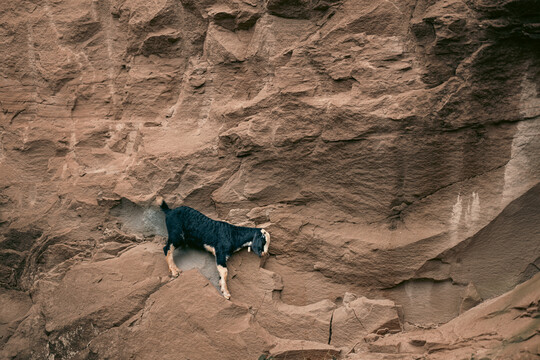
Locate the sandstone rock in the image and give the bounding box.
[2,242,169,359]
[0,228,42,288]
[269,339,340,359]
[345,353,418,360]
[398,183,540,320]
[367,341,401,354]
[0,305,49,360]
[265,0,339,20]
[367,273,540,359]
[0,0,539,358]
[0,289,32,347]
[459,282,483,314]
[88,270,277,360]
[260,299,336,344]
[331,294,402,347]
[204,23,251,63]
[208,3,262,31]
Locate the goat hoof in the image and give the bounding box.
[170,270,180,278]
[223,292,231,300]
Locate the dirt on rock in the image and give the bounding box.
[0,0,539,359]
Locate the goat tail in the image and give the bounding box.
[156,196,171,214]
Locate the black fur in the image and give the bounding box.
[160,200,267,268]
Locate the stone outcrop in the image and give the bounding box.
[0,242,385,359]
[331,293,402,347]
[0,0,539,358]
[346,273,540,359]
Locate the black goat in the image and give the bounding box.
[157,197,270,299]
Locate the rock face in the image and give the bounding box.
[348,273,540,360]
[1,0,539,359]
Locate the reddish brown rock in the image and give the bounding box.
[269,339,340,360]
[331,293,402,347]
[352,273,540,360]
[87,269,276,360]
[0,0,539,358]
[0,289,32,348]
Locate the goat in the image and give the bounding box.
[157,197,270,300]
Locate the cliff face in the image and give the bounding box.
[1,0,539,359]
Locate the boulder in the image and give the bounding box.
[331,293,402,347]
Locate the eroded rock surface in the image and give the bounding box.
[1,0,539,358]
[347,273,540,360]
